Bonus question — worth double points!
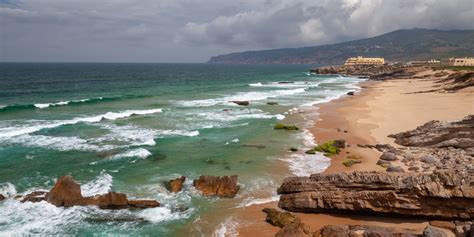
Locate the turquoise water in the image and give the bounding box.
[0,63,363,236]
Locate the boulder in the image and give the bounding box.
[386,166,404,172]
[421,155,437,164]
[278,171,474,220]
[267,102,279,106]
[0,194,5,202]
[423,225,448,237]
[45,176,84,207]
[193,175,240,198]
[230,100,249,106]
[376,159,391,167]
[262,208,297,228]
[318,225,419,237]
[275,220,311,237]
[347,91,355,96]
[168,176,186,193]
[380,152,398,161]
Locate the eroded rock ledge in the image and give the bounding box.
[277,171,474,220]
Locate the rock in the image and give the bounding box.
[267,102,279,105]
[408,166,420,171]
[230,100,249,106]
[262,208,297,228]
[386,166,404,172]
[45,176,84,207]
[242,144,266,149]
[423,225,448,237]
[128,199,160,208]
[275,220,311,237]
[305,150,316,154]
[193,175,240,198]
[333,140,346,149]
[342,159,362,167]
[168,176,186,193]
[87,192,129,209]
[274,123,299,131]
[421,155,437,164]
[277,171,474,220]
[376,159,391,167]
[388,115,474,150]
[429,221,455,231]
[380,152,398,161]
[0,194,5,202]
[20,191,47,203]
[318,225,419,237]
[347,91,355,96]
[311,141,340,156]
[290,147,298,152]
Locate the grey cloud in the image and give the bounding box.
[0,0,472,62]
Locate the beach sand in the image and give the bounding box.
[229,74,473,236]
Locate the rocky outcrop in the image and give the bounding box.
[310,64,419,79]
[317,225,420,237]
[22,176,159,209]
[168,176,186,193]
[193,175,240,198]
[263,208,311,237]
[277,171,474,220]
[230,100,249,106]
[388,115,474,150]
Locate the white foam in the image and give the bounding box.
[111,148,152,160]
[138,207,193,223]
[81,172,113,196]
[33,97,103,109]
[300,129,316,147]
[0,108,163,139]
[212,218,239,237]
[282,153,331,177]
[275,114,285,120]
[0,183,17,197]
[237,195,279,208]
[248,82,263,87]
[193,108,282,123]
[7,134,116,152]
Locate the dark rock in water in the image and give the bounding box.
[319,225,419,237]
[0,194,5,202]
[193,175,240,198]
[423,225,448,237]
[277,171,474,220]
[274,123,299,131]
[429,221,456,231]
[347,91,355,96]
[278,81,294,84]
[388,115,474,150]
[242,144,266,149]
[290,147,298,152]
[421,155,437,164]
[386,166,404,172]
[275,220,311,237]
[267,102,279,106]
[230,100,249,106]
[305,150,316,154]
[168,176,186,193]
[46,176,84,207]
[20,191,47,203]
[380,152,398,161]
[27,176,160,209]
[333,139,346,149]
[262,208,297,228]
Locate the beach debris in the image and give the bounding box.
[193,175,240,198]
[274,123,299,131]
[318,225,420,237]
[168,176,186,193]
[21,176,160,209]
[267,102,279,105]
[230,100,249,106]
[277,170,474,220]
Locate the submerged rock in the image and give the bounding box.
[230,100,249,106]
[289,147,298,152]
[168,176,186,193]
[24,176,159,209]
[267,102,279,105]
[278,171,474,220]
[193,175,240,198]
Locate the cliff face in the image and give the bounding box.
[208,29,474,65]
[277,171,474,220]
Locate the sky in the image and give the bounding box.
[1,0,473,62]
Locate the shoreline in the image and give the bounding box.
[233,69,473,236]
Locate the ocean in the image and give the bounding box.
[0,63,364,236]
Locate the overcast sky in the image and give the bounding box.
[1,0,473,62]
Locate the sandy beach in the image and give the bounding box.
[232,70,473,236]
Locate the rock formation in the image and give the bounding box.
[263,208,311,237]
[388,115,474,150]
[277,171,474,220]
[168,176,186,193]
[21,176,159,209]
[193,175,240,198]
[317,225,420,237]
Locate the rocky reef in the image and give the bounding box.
[277,170,474,220]
[19,176,160,209]
[168,176,186,193]
[193,175,240,198]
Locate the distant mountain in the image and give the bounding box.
[207,29,474,65]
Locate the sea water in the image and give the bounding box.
[0,63,364,236]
